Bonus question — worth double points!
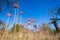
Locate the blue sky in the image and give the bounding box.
[0,0,60,30]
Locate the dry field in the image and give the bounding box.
[0,29,60,40]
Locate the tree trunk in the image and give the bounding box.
[52,20,59,32]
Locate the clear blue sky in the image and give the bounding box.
[0,0,60,30]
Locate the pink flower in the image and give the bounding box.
[7,13,12,17]
[28,18,31,22]
[32,19,36,23]
[20,11,23,15]
[28,21,31,25]
[20,24,24,27]
[14,4,18,8]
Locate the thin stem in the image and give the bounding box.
[5,17,10,30]
[14,8,18,40]
[20,15,22,24]
[9,8,17,29]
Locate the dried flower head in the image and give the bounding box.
[20,11,23,15]
[32,19,36,23]
[14,4,18,8]
[28,21,31,25]
[20,24,24,27]
[28,18,31,22]
[7,13,11,17]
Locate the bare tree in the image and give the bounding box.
[49,6,60,32]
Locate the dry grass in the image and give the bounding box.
[0,29,60,40]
